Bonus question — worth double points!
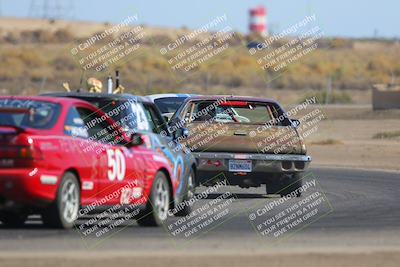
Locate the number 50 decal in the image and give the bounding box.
[107,149,126,181]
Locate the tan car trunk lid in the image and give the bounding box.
[184,122,303,154]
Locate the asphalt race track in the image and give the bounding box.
[0,167,399,253]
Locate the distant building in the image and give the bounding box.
[372,84,400,110]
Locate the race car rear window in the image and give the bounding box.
[154,97,186,114]
[187,100,290,126]
[0,99,60,129]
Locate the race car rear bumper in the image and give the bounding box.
[193,152,311,172]
[192,152,311,185]
[0,168,60,209]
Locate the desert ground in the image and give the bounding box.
[290,105,400,171]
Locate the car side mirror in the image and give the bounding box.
[127,132,144,147]
[291,119,300,128]
[174,127,189,139]
[182,128,189,138]
[168,117,179,126]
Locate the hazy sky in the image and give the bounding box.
[1,0,399,38]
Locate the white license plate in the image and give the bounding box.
[228,160,252,172]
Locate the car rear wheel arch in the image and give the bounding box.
[63,168,81,193]
[42,171,80,229]
[157,168,174,210]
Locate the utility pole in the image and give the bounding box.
[29,0,75,20]
[325,75,332,104]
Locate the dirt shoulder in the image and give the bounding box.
[305,119,400,171]
[308,141,400,171]
[293,106,400,172]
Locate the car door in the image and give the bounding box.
[74,105,145,206]
[62,106,100,206]
[141,102,188,200]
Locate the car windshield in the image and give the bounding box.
[154,97,186,114]
[189,100,290,126]
[0,99,60,129]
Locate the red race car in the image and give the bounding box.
[0,96,174,228]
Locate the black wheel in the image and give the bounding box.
[0,212,27,228]
[279,173,303,197]
[174,168,195,217]
[42,172,80,229]
[137,171,170,227]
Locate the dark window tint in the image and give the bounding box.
[154,97,186,114]
[76,107,125,146]
[142,104,168,135]
[0,99,60,129]
[76,98,139,134]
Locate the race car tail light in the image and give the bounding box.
[0,146,28,158]
[0,145,42,159]
[0,143,43,168]
[206,159,222,167]
[19,146,32,158]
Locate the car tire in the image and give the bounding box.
[279,173,303,197]
[174,168,195,217]
[137,171,170,227]
[0,212,27,228]
[42,172,80,229]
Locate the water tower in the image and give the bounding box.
[249,6,268,36]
